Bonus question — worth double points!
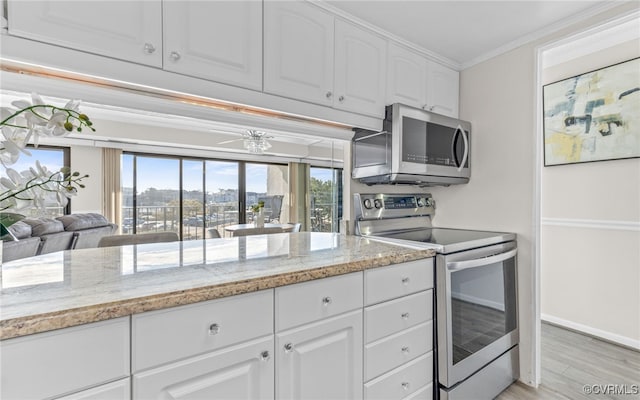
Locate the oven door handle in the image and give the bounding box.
[447,248,517,271]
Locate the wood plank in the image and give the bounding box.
[497,322,639,400]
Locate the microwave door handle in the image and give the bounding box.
[456,124,469,172]
[447,248,517,271]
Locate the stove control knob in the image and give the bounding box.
[417,198,426,207]
[363,199,373,209]
[374,199,383,209]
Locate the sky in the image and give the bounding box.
[2,148,65,178]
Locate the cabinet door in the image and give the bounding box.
[163,1,262,90]
[7,0,162,67]
[386,43,427,109]
[426,61,459,118]
[134,336,274,400]
[264,1,334,106]
[334,20,387,117]
[276,310,363,400]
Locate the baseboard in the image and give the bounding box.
[541,313,640,350]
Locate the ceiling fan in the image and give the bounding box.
[217,130,274,154]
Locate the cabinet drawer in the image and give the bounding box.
[57,378,130,400]
[365,259,433,305]
[0,318,129,400]
[365,290,432,343]
[276,272,363,331]
[364,352,433,400]
[402,383,433,400]
[365,321,432,381]
[133,290,273,372]
[134,335,274,399]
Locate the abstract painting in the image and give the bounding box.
[543,57,640,166]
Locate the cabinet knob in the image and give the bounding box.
[326,91,333,99]
[401,312,410,320]
[143,43,156,54]
[208,323,220,335]
[322,296,332,306]
[401,382,410,391]
[338,95,345,102]
[284,343,294,353]
[260,350,270,361]
[401,277,410,285]
[170,51,181,61]
[401,346,410,354]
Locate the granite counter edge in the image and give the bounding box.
[0,249,435,340]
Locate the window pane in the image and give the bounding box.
[310,167,342,232]
[121,154,134,233]
[246,163,288,225]
[1,147,67,218]
[182,160,205,240]
[136,156,180,236]
[206,161,239,238]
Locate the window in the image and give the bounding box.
[122,153,287,240]
[310,167,342,232]
[1,146,70,217]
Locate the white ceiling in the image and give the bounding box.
[324,0,619,68]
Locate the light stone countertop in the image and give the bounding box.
[0,232,435,340]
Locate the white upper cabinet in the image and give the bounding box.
[386,43,428,109]
[426,60,460,118]
[387,42,460,118]
[334,20,387,117]
[264,1,334,107]
[163,1,262,90]
[7,0,162,67]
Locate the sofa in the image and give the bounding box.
[2,213,118,263]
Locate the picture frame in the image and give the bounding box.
[542,57,640,166]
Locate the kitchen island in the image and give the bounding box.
[1,232,436,400]
[0,232,434,339]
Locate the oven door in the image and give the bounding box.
[436,241,518,388]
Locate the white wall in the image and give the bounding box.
[541,37,640,348]
[426,2,639,385]
[70,146,102,214]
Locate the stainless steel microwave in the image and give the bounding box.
[352,103,471,186]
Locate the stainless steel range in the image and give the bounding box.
[354,193,519,400]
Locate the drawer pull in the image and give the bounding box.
[208,323,221,335]
[401,312,410,320]
[284,343,294,353]
[402,382,410,391]
[401,276,410,285]
[260,350,270,361]
[322,296,332,306]
[401,346,410,354]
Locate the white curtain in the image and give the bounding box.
[288,162,310,231]
[102,148,122,231]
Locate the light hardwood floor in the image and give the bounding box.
[497,322,640,399]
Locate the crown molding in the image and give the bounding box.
[460,1,632,69]
[313,0,632,72]
[310,0,461,70]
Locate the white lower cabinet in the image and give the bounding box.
[57,378,130,400]
[364,259,435,400]
[276,310,363,400]
[133,336,274,399]
[0,317,130,400]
